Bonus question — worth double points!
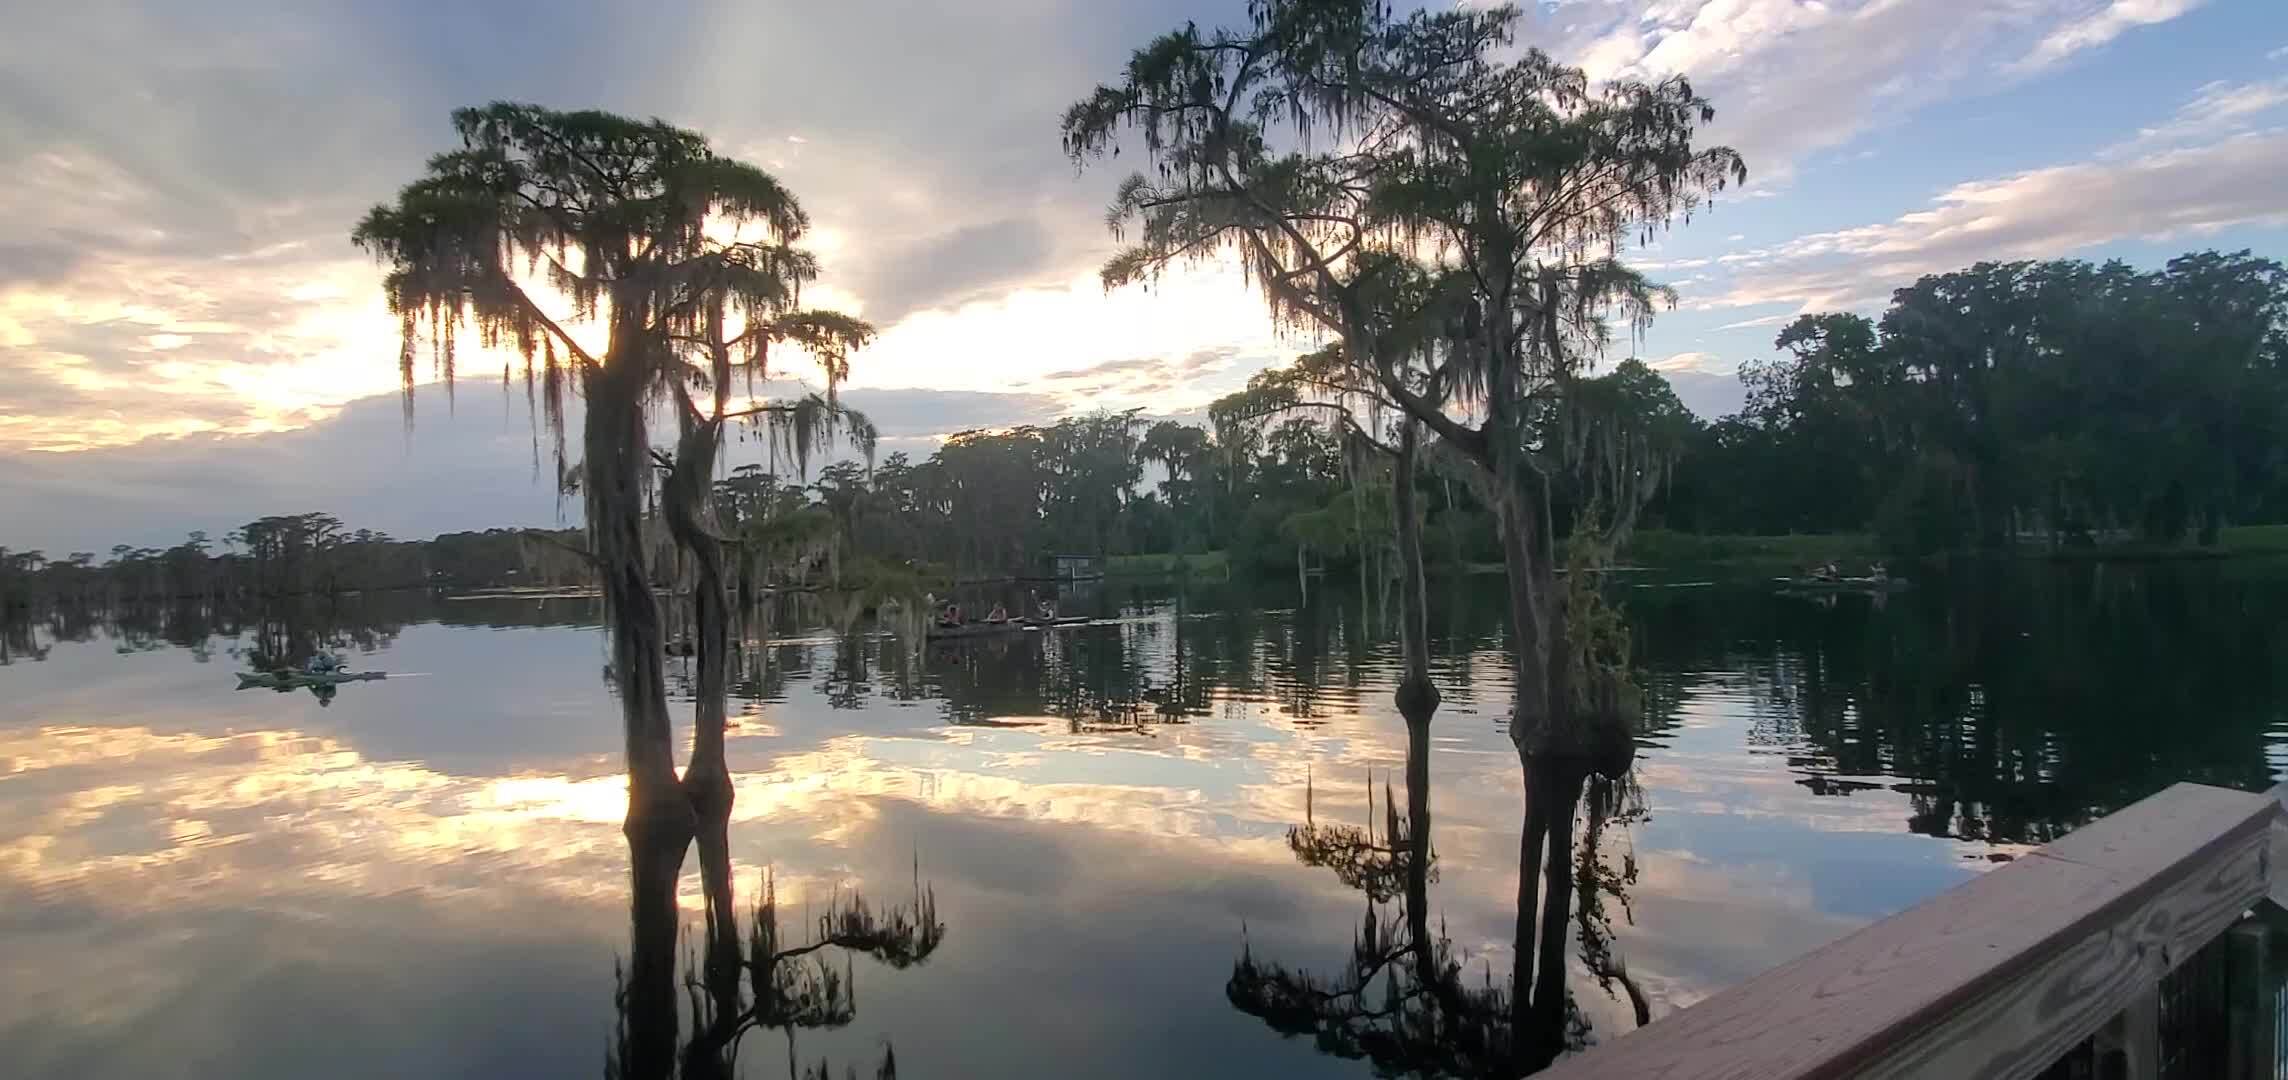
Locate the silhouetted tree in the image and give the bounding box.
[359,103,874,1078]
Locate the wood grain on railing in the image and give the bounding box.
[1537,782,2279,1080]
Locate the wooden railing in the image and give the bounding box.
[1541,782,2288,1080]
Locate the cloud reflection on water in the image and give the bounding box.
[10,568,2280,1076]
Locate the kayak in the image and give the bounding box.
[235,670,388,690]
[926,615,1089,640]
[1774,576,1910,592]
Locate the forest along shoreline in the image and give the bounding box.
[4,1,2288,1077]
[10,519,2286,611]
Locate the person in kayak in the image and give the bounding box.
[305,652,344,675]
[984,602,1010,623]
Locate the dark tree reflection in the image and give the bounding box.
[609,592,949,1080]
[609,807,945,1080]
[0,609,53,664]
[0,594,415,671]
[1627,560,2288,845]
[1229,717,1646,1077]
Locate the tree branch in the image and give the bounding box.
[1373,352,1487,461]
[1231,399,1401,458]
[503,284,602,372]
[718,401,808,424]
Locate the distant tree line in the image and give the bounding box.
[708,250,2288,585]
[0,512,589,609]
[12,246,2280,614]
[1661,251,2288,554]
[711,407,1369,580]
[701,353,1692,588]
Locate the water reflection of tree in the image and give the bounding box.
[229,599,409,673]
[757,582,1457,735]
[0,594,419,669]
[610,648,948,1077]
[0,609,53,664]
[1229,722,1644,1076]
[822,631,873,710]
[607,853,943,1080]
[1630,563,2288,845]
[590,598,953,1077]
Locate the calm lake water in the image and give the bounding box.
[5,560,2288,1078]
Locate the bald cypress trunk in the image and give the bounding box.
[1392,421,1439,990]
[623,804,693,1080]
[1495,476,1557,748]
[1510,749,1550,1065]
[680,821,742,1080]
[589,358,681,801]
[662,414,742,1052]
[664,416,733,810]
[588,331,692,1080]
[1392,422,1439,730]
[1524,758,1588,1071]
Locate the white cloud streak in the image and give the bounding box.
[2017,0,2204,71]
[1648,350,1731,375]
[1716,314,1795,331]
[2123,75,2288,151]
[1713,130,2288,311]
[1545,0,2208,183]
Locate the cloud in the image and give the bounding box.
[0,236,433,450]
[0,241,84,287]
[1541,0,2206,182]
[1557,0,1964,176]
[833,386,1062,439]
[0,0,1226,453]
[838,259,1299,410]
[1034,347,1249,402]
[1664,370,1749,419]
[847,216,1058,324]
[1716,313,1795,331]
[2016,0,2204,71]
[1710,130,2288,311]
[1627,351,1748,417]
[1648,351,1729,375]
[2121,75,2288,152]
[1041,357,1171,382]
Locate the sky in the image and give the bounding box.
[2,0,2285,554]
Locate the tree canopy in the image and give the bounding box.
[1066,0,1743,759]
[357,103,888,1080]
[1665,251,2288,553]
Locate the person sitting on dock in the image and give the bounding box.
[985,602,1010,624]
[938,603,963,628]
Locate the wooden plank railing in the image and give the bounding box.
[1539,782,2288,1080]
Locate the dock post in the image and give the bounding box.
[2099,984,2160,1080]
[2227,905,2288,1080]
